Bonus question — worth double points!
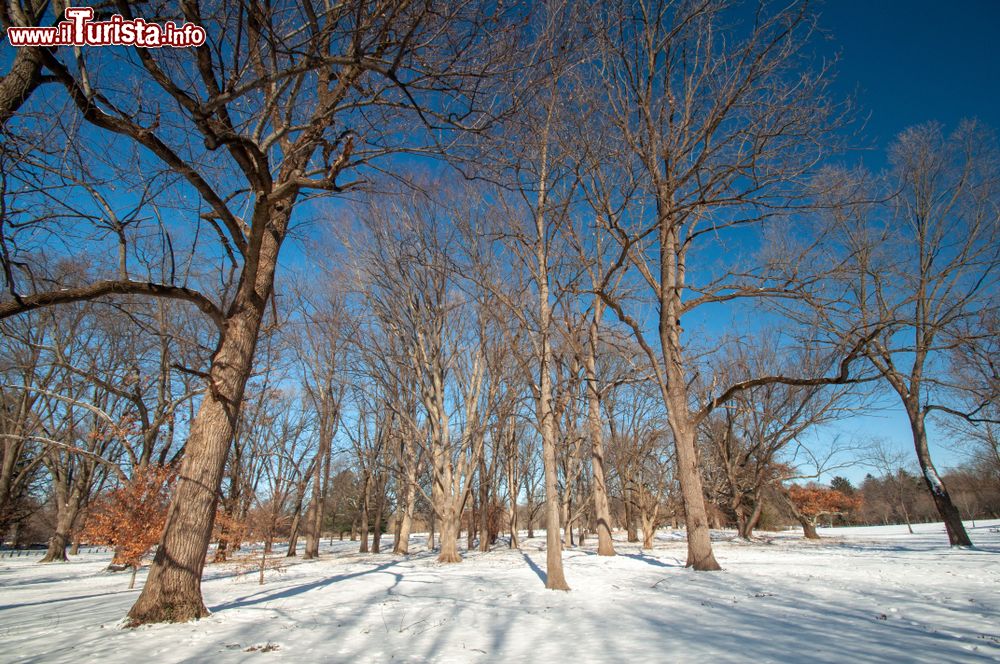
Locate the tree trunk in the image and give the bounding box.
[428,511,435,551]
[0,41,44,125]
[541,418,569,590]
[670,422,722,570]
[467,503,476,550]
[40,483,83,563]
[393,439,417,555]
[642,520,655,550]
[899,495,914,534]
[40,502,77,563]
[531,105,568,590]
[479,455,490,553]
[371,480,385,554]
[586,299,616,556]
[127,213,286,625]
[561,486,573,549]
[781,488,820,539]
[526,490,535,539]
[305,415,335,559]
[213,538,228,564]
[624,481,639,543]
[359,475,371,554]
[286,509,302,558]
[506,429,520,550]
[437,504,461,563]
[741,497,763,539]
[907,409,972,546]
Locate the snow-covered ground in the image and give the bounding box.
[2,521,998,663]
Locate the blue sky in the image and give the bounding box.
[820,0,1000,152]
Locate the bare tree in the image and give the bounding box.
[585,0,852,570]
[293,283,347,559]
[701,338,857,539]
[812,121,1000,546]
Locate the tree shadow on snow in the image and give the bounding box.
[620,552,681,568]
[210,559,403,613]
[520,551,547,586]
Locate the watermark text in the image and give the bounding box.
[6,7,206,48]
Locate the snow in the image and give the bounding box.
[2,521,999,663]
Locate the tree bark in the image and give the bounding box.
[358,473,371,554]
[437,504,461,563]
[534,155,569,589]
[126,208,288,626]
[585,299,615,556]
[371,478,385,554]
[907,409,972,546]
[304,438,331,559]
[0,43,44,126]
[393,443,416,555]
[624,480,639,543]
[671,423,721,569]
[40,498,78,563]
[740,497,763,540]
[478,454,490,553]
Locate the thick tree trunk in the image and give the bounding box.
[671,423,721,570]
[40,501,77,563]
[907,410,972,546]
[540,426,569,589]
[437,505,461,563]
[800,518,819,540]
[126,209,287,626]
[0,43,44,125]
[781,488,820,539]
[213,538,228,564]
[740,497,763,539]
[642,521,655,550]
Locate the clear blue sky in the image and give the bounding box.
[819,0,1000,151]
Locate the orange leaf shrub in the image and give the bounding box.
[788,485,863,523]
[82,465,175,569]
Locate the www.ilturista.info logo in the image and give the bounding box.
[6,7,206,48]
